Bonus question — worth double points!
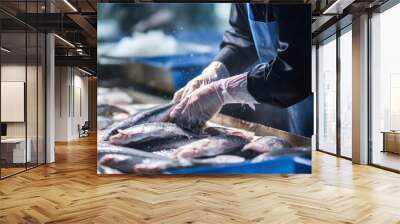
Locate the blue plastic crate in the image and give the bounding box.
[162,155,311,175]
[132,53,216,90]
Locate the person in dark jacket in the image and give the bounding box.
[170,3,311,130]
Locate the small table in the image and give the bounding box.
[1,138,32,164]
[381,131,400,155]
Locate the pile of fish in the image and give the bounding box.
[98,103,311,174]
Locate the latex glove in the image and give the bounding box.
[170,73,258,130]
[172,61,229,103]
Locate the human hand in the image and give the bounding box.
[172,61,229,103]
[170,73,257,130]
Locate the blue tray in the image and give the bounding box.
[162,156,311,175]
[133,53,216,90]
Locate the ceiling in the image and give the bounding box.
[0,0,390,75]
[0,0,99,73]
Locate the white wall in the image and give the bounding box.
[54,67,89,141]
[55,66,69,141]
[1,65,38,138]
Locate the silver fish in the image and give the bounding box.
[134,159,192,175]
[103,103,173,141]
[192,155,245,165]
[99,151,188,174]
[204,126,255,141]
[174,135,249,159]
[242,136,292,154]
[134,155,246,174]
[99,154,174,174]
[252,147,312,163]
[109,122,196,147]
[133,136,201,153]
[97,143,168,160]
[98,165,123,174]
[99,154,141,173]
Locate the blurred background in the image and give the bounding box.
[98,3,230,98]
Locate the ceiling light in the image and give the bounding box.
[54,34,75,48]
[78,67,92,76]
[1,47,11,53]
[322,0,355,15]
[63,0,78,12]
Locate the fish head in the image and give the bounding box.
[109,129,145,145]
[98,154,115,166]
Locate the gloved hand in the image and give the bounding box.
[170,73,258,130]
[172,61,230,103]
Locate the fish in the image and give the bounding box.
[134,159,192,175]
[242,136,292,154]
[98,116,114,130]
[134,155,246,174]
[109,122,197,147]
[97,104,129,119]
[204,126,255,141]
[142,137,201,154]
[103,103,174,141]
[99,154,145,173]
[102,154,247,175]
[252,147,312,163]
[98,149,173,174]
[174,135,249,159]
[98,165,123,174]
[99,152,186,174]
[191,155,245,165]
[97,143,169,160]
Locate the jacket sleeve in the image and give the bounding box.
[246,4,312,108]
[213,3,258,75]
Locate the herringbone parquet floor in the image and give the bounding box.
[1,135,400,224]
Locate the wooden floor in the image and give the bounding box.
[1,167,26,178]
[1,135,400,224]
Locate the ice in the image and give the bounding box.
[107,30,179,57]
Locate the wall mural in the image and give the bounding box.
[97,3,312,175]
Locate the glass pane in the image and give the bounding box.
[339,29,352,158]
[371,4,400,171]
[318,37,337,154]
[26,0,39,169]
[38,33,45,165]
[1,30,27,177]
[27,31,38,169]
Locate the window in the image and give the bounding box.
[370,2,400,171]
[317,36,337,154]
[339,28,352,158]
[0,1,47,179]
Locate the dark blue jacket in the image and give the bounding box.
[214,3,311,108]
